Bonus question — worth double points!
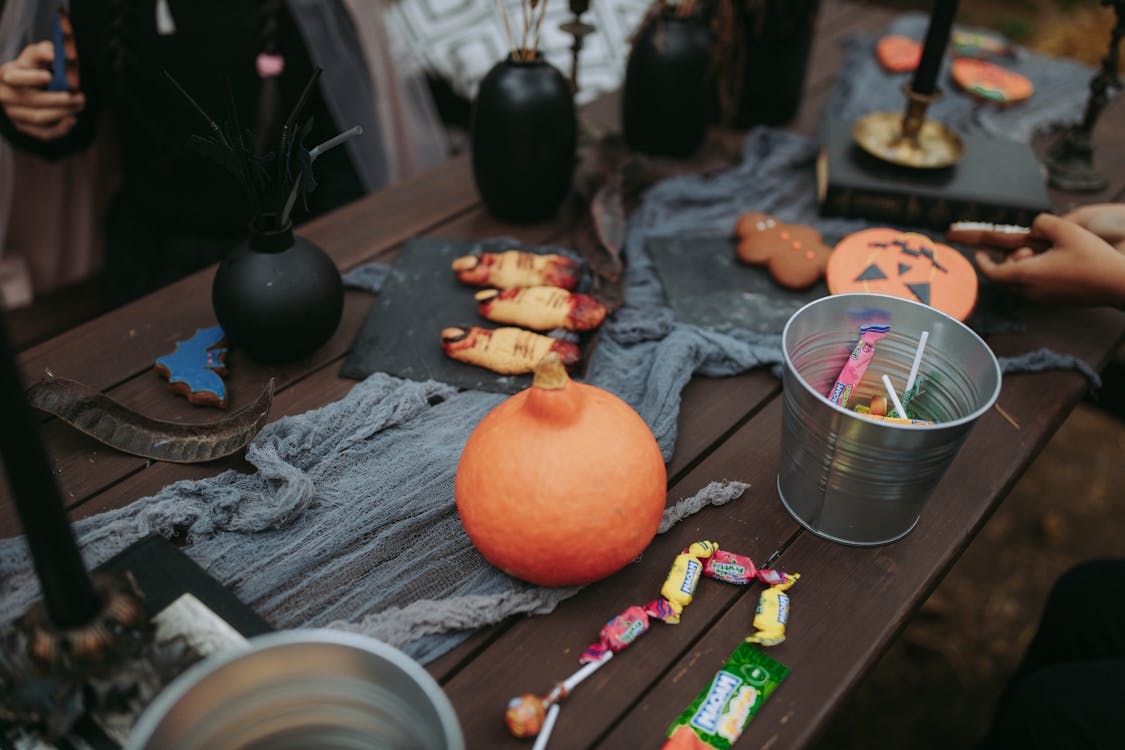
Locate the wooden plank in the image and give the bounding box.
[594,304,1125,748]
[13,155,480,393]
[439,401,801,749]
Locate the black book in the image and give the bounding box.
[817,118,1053,230]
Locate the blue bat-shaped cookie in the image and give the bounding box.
[154,326,229,408]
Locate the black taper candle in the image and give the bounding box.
[0,310,99,628]
[911,0,958,95]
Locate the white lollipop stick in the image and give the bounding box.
[883,374,907,419]
[905,331,929,393]
[532,704,561,750]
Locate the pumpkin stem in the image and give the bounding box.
[532,352,570,391]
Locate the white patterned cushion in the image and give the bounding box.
[385,0,651,104]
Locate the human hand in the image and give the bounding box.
[974,212,1125,308]
[1061,203,1125,251]
[0,41,85,140]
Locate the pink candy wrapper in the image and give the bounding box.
[580,605,652,663]
[827,323,891,408]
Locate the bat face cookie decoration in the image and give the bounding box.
[154,325,229,407]
[734,212,832,290]
[826,228,979,321]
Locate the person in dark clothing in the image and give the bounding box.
[0,0,445,305]
[970,211,1125,749]
[980,559,1125,750]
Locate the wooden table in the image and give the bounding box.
[6,1,1125,747]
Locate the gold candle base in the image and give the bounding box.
[852,85,965,169]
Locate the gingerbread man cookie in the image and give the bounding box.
[734,212,832,290]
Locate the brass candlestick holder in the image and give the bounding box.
[853,83,965,169]
[560,0,595,94]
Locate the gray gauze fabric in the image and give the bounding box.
[0,15,1104,664]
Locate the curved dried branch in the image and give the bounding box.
[26,377,275,464]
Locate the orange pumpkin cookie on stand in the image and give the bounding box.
[734,212,832,290]
[875,34,922,73]
[826,228,979,321]
[951,58,1033,103]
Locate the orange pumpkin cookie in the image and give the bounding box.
[451,250,582,290]
[826,228,978,321]
[734,212,832,290]
[951,58,1033,103]
[440,326,581,375]
[876,35,922,73]
[475,286,607,332]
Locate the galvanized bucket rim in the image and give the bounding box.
[781,292,1002,430]
[126,628,465,750]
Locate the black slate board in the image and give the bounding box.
[647,235,828,335]
[340,237,594,393]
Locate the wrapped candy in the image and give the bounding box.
[580,605,651,664]
[702,548,793,587]
[746,574,800,647]
[827,323,890,408]
[648,541,718,624]
[663,643,789,749]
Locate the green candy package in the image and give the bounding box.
[664,643,789,749]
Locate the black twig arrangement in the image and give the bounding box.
[164,68,362,232]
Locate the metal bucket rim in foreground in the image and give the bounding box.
[125,628,465,750]
[781,292,1002,430]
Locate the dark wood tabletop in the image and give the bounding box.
[6,1,1125,748]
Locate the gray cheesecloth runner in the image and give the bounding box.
[0,14,1104,663]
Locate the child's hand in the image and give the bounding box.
[975,213,1125,308]
[0,41,84,141]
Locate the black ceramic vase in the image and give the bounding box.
[623,12,715,158]
[211,218,344,363]
[727,0,819,127]
[471,55,577,222]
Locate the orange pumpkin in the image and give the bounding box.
[826,228,979,321]
[455,353,667,586]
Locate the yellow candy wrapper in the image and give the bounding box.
[656,541,718,624]
[746,574,799,646]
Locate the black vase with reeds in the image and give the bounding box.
[212,215,343,363]
[167,70,360,363]
[471,0,577,222]
[622,7,715,158]
[471,55,577,222]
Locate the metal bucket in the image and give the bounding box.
[126,629,465,750]
[778,293,1001,546]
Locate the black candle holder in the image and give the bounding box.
[1044,0,1125,192]
[559,0,595,94]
